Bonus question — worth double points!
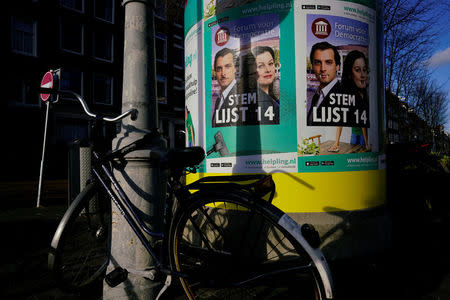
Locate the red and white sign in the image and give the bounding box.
[40,71,54,102]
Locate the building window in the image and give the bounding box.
[173,34,183,43]
[60,69,83,99]
[60,17,84,54]
[11,16,37,56]
[60,0,84,13]
[173,76,184,91]
[156,33,167,63]
[93,31,113,62]
[95,0,114,23]
[174,11,184,28]
[173,43,184,69]
[93,73,113,105]
[10,79,39,106]
[157,75,167,104]
[155,0,167,20]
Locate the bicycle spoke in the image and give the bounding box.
[198,205,225,240]
[188,215,215,251]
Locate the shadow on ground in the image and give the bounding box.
[1,144,449,299]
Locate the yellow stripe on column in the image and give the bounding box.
[187,170,386,213]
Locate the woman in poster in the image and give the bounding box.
[253,46,279,102]
[253,46,280,124]
[329,50,370,152]
[237,46,280,125]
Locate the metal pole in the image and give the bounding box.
[104,0,166,299]
[36,100,50,208]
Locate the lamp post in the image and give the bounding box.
[103,0,166,298]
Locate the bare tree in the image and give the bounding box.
[384,0,450,128]
[411,76,448,129]
[384,0,441,94]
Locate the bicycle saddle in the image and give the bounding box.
[167,147,205,169]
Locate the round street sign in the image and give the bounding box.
[40,71,53,102]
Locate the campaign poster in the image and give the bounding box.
[297,10,379,172]
[203,6,298,173]
[306,15,369,129]
[211,14,280,127]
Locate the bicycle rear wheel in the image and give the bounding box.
[169,190,328,300]
[48,182,110,291]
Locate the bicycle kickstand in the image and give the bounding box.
[155,274,172,300]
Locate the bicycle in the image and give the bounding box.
[46,89,334,300]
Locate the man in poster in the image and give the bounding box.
[212,48,238,127]
[307,42,343,126]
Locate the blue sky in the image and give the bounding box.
[426,12,450,132]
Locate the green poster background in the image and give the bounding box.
[204,0,297,159]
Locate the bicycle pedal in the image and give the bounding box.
[105,267,128,287]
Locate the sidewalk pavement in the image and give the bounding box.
[0,202,188,300]
[0,204,79,299]
[0,178,187,300]
[1,181,449,300]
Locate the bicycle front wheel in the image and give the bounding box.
[169,190,328,300]
[48,182,110,291]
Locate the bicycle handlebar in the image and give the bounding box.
[39,88,138,122]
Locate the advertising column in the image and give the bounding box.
[185,0,388,258]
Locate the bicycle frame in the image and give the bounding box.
[90,144,275,280]
[90,147,177,276]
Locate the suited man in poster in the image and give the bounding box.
[212,48,238,127]
[307,42,343,126]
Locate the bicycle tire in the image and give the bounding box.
[169,189,328,300]
[48,182,111,291]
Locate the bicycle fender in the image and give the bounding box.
[278,213,334,300]
[50,183,95,256]
[185,187,256,207]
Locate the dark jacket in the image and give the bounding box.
[307,80,344,126]
[212,82,238,128]
[251,88,279,125]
